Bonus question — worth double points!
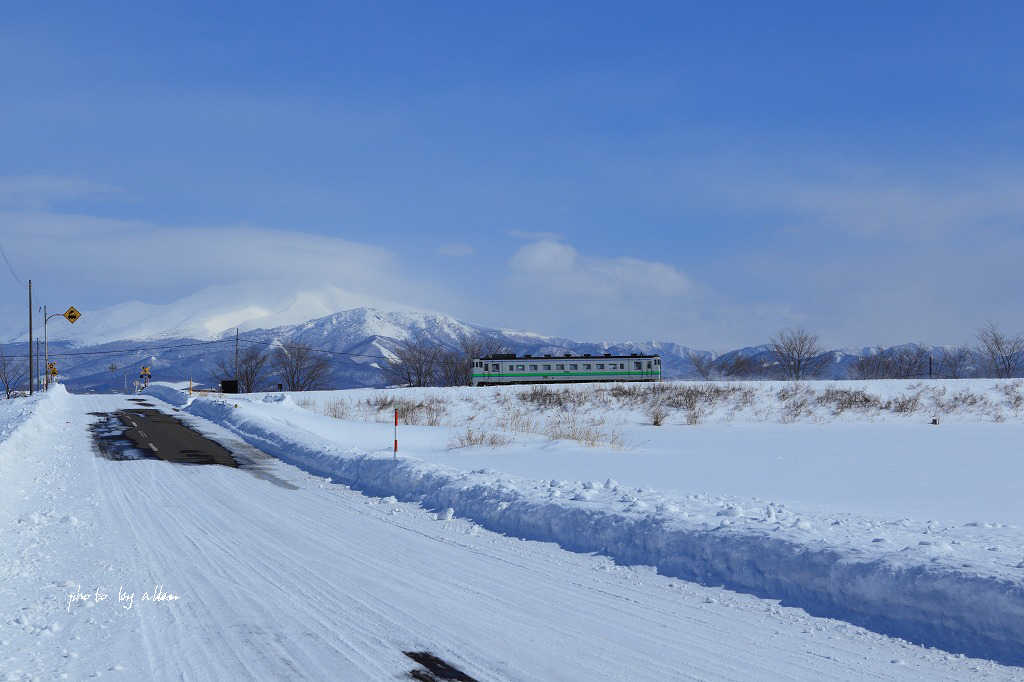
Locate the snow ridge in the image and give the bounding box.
[149,385,1024,667]
[0,387,64,524]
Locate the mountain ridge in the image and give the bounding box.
[3,284,984,392]
[23,280,428,346]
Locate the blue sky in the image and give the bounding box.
[2,1,1023,348]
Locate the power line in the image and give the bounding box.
[237,337,388,361]
[3,338,231,359]
[5,336,389,370]
[0,242,26,288]
[54,339,231,358]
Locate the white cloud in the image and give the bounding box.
[0,175,124,210]
[508,240,690,297]
[508,240,577,274]
[659,165,1024,346]
[722,173,1024,241]
[0,211,452,338]
[485,239,712,343]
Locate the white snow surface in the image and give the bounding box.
[154,379,1024,668]
[1,380,1022,680]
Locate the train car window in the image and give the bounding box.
[634,361,641,370]
[569,364,578,370]
[543,364,551,370]
[516,365,525,371]
[529,364,538,370]
[583,364,591,370]
[492,364,499,371]
[646,361,652,369]
[556,364,564,370]
[596,364,604,369]
[508,365,515,371]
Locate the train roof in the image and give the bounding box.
[478,352,659,360]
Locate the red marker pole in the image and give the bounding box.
[394,408,398,459]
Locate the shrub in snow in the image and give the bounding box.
[447,427,510,449]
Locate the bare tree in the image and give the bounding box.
[937,345,973,379]
[687,350,716,380]
[271,343,332,391]
[854,344,930,380]
[212,345,272,392]
[975,321,1024,378]
[852,346,890,379]
[0,344,28,398]
[767,327,830,380]
[688,350,758,380]
[890,344,930,379]
[721,352,760,378]
[381,337,442,387]
[440,334,511,387]
[383,333,510,388]
[435,348,465,387]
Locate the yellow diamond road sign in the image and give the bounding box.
[63,306,81,324]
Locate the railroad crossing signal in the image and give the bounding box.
[63,306,81,324]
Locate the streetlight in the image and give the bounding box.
[43,304,81,390]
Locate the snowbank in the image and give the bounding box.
[0,386,71,522]
[148,384,1024,667]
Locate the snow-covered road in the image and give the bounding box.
[1,389,1020,680]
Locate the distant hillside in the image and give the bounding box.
[3,283,987,392]
[13,308,979,394]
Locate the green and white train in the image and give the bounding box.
[470,353,661,386]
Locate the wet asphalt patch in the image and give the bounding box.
[404,652,478,681]
[105,408,238,466]
[88,408,298,489]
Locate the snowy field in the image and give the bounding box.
[276,379,1024,526]
[0,380,1022,680]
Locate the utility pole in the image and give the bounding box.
[28,280,32,395]
[235,328,239,382]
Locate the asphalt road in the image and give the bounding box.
[114,403,238,467]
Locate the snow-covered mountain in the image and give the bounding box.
[11,281,980,392]
[41,280,426,345]
[47,301,706,392]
